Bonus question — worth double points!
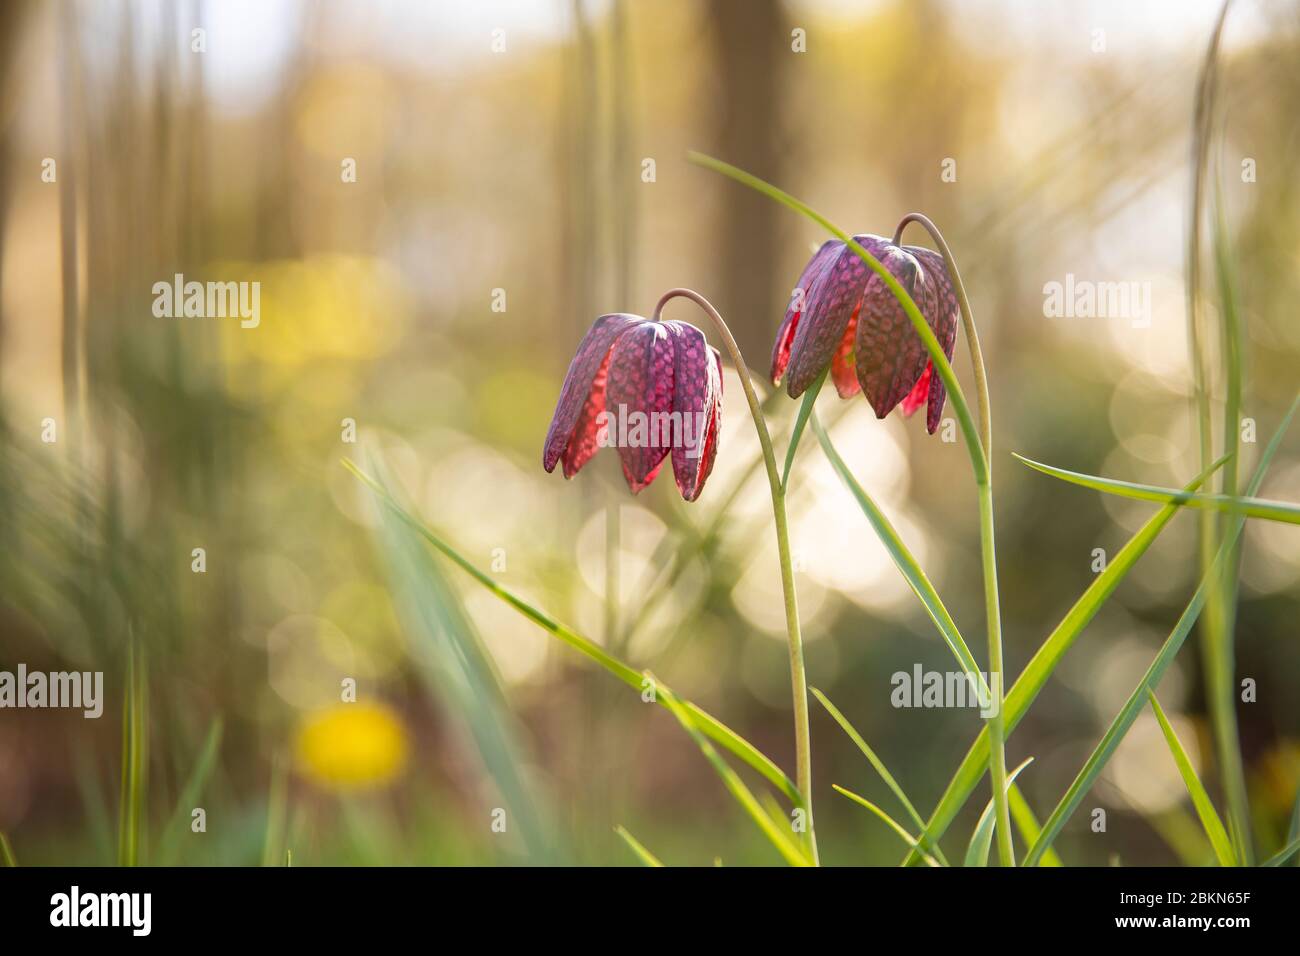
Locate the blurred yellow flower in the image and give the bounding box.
[296,701,409,791]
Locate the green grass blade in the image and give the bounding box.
[903,455,1229,864]
[614,825,665,867]
[1261,834,1300,867]
[1023,399,1299,866]
[655,678,812,866]
[811,687,949,865]
[812,413,984,684]
[1014,454,1300,525]
[156,718,224,865]
[832,785,942,867]
[0,832,15,867]
[117,636,147,867]
[343,459,801,806]
[965,758,1034,867]
[1205,178,1252,864]
[260,753,288,868]
[367,459,557,862]
[1008,784,1062,867]
[781,370,826,491]
[1147,690,1235,866]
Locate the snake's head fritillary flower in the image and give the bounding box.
[543,313,723,501]
[771,235,959,434]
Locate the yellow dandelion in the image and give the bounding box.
[296,701,409,791]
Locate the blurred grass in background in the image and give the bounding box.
[0,0,1298,865]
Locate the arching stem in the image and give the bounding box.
[652,287,818,864]
[895,214,1012,867]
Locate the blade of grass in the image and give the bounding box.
[343,459,800,805]
[812,413,984,683]
[1014,454,1300,525]
[260,753,288,868]
[1023,398,1298,866]
[156,718,224,865]
[1261,834,1300,867]
[832,785,942,867]
[655,677,812,866]
[965,758,1034,867]
[1205,176,1251,864]
[116,635,146,867]
[0,832,15,867]
[904,454,1230,864]
[811,686,950,865]
[781,370,826,491]
[1147,690,1235,866]
[614,825,665,867]
[368,458,558,862]
[1008,784,1062,867]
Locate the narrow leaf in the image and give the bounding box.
[1147,690,1235,867]
[1261,834,1300,867]
[614,825,665,867]
[656,679,812,867]
[812,413,984,684]
[1008,784,1062,867]
[156,718,224,865]
[904,455,1229,865]
[833,785,942,867]
[1014,454,1300,526]
[811,687,949,865]
[344,459,801,805]
[1023,398,1298,866]
[781,369,826,491]
[965,758,1034,868]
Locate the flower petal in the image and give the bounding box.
[829,303,862,398]
[543,313,642,472]
[900,361,931,417]
[688,349,724,501]
[905,247,960,434]
[853,244,936,419]
[561,350,611,477]
[664,321,720,501]
[772,240,841,385]
[786,235,890,398]
[605,321,674,492]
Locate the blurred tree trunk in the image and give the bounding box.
[708,0,787,357]
[0,1,32,379]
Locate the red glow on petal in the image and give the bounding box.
[900,362,931,417]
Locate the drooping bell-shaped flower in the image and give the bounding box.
[543,313,723,501]
[771,235,959,433]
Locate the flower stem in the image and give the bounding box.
[652,287,818,864]
[896,214,1013,866]
[893,213,991,464]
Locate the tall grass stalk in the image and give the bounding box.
[650,288,818,863]
[1186,0,1255,864]
[117,635,147,867]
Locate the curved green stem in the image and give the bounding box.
[893,213,992,464]
[895,213,1011,866]
[652,287,818,864]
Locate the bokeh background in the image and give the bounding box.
[1,0,1298,866]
